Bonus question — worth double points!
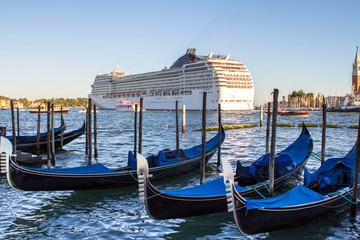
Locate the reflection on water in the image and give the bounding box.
[0,109,359,239]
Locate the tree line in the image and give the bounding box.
[279,90,325,109]
[0,96,89,108]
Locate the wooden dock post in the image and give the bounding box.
[182,105,186,133]
[88,98,92,165]
[60,106,64,150]
[138,98,143,154]
[36,105,41,155]
[51,104,55,163]
[269,89,279,197]
[266,102,271,153]
[217,103,221,167]
[85,106,88,155]
[200,92,207,184]
[94,104,98,157]
[134,104,138,155]
[0,127,6,136]
[351,113,360,218]
[260,105,263,127]
[321,97,326,164]
[176,101,179,150]
[47,102,51,168]
[10,100,16,155]
[17,106,20,136]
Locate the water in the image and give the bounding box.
[0,109,360,239]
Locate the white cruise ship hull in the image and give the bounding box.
[90,87,254,111]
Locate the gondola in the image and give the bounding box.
[0,136,13,174]
[4,124,65,145]
[14,122,84,154]
[226,143,359,235]
[140,125,313,220]
[6,126,225,191]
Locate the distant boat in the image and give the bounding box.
[327,106,360,113]
[29,105,69,114]
[1,106,8,110]
[278,111,310,116]
[266,110,310,116]
[78,108,98,113]
[115,99,145,112]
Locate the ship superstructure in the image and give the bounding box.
[89,49,254,110]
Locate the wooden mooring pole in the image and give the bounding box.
[134,104,137,155]
[321,97,326,164]
[351,113,360,218]
[182,105,186,133]
[47,102,51,168]
[85,106,88,155]
[51,104,55,163]
[269,89,279,197]
[176,101,179,150]
[88,98,92,165]
[200,92,207,184]
[16,106,20,136]
[138,98,143,154]
[260,105,263,127]
[36,105,41,155]
[217,103,221,167]
[0,127,6,136]
[60,106,64,150]
[10,100,16,155]
[94,104,98,157]
[266,102,271,153]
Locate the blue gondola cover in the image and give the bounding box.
[245,185,325,210]
[25,163,115,174]
[183,132,224,159]
[162,177,247,197]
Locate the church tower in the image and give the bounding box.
[352,47,360,95]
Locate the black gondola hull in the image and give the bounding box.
[232,185,359,235]
[144,157,308,220]
[15,123,84,154]
[8,150,217,191]
[143,125,312,220]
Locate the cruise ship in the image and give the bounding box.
[89,49,254,110]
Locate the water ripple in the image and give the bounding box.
[0,109,359,239]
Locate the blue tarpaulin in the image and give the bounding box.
[245,185,325,210]
[238,133,312,182]
[183,132,225,159]
[25,163,115,174]
[162,177,247,197]
[127,131,224,170]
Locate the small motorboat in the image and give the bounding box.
[115,99,145,112]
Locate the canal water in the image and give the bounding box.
[0,109,359,239]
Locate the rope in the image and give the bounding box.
[310,152,322,161]
[257,182,270,193]
[328,191,357,205]
[122,170,138,181]
[311,152,321,158]
[248,185,266,199]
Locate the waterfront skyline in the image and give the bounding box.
[1,0,360,105]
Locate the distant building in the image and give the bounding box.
[352,47,360,95]
[0,99,10,108]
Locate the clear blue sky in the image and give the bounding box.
[1,0,359,105]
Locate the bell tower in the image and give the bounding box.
[352,46,360,95]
